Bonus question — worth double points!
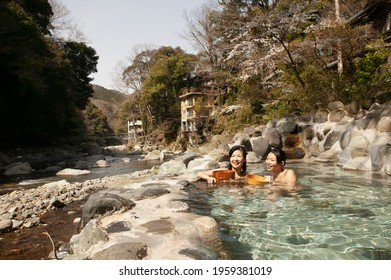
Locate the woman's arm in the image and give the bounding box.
[196,170,216,184]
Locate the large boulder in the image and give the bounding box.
[313,108,329,123]
[347,131,370,158]
[377,116,391,133]
[246,151,261,163]
[232,133,252,151]
[375,91,391,104]
[370,144,388,171]
[79,193,136,231]
[345,101,361,115]
[3,162,33,176]
[327,101,345,111]
[329,108,347,122]
[144,150,163,161]
[262,127,282,148]
[250,137,269,159]
[0,220,12,233]
[56,168,91,176]
[323,130,341,151]
[277,119,298,135]
[70,219,109,255]
[157,160,187,176]
[187,158,219,173]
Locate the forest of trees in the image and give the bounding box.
[0,0,98,147]
[1,0,390,148]
[116,0,391,142]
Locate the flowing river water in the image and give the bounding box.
[0,155,160,260]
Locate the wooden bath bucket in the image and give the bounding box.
[212,170,235,181]
[245,174,266,185]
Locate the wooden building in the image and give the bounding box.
[179,91,214,135]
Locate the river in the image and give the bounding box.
[0,154,163,260]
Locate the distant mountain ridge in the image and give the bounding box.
[92,84,127,104]
[91,84,127,131]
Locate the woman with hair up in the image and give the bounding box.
[197,145,247,184]
[264,147,297,187]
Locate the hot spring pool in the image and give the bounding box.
[184,161,391,260]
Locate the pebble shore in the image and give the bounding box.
[0,168,153,234]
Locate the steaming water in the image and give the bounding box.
[185,161,391,260]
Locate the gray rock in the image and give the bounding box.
[137,188,170,200]
[313,108,329,123]
[246,151,261,163]
[302,126,314,147]
[12,219,24,229]
[49,197,66,208]
[329,108,347,122]
[105,221,132,234]
[4,162,33,176]
[348,132,370,158]
[375,91,391,104]
[94,159,110,168]
[242,126,262,137]
[24,217,40,228]
[175,152,199,167]
[157,160,187,176]
[165,201,189,212]
[0,219,12,233]
[328,101,345,111]
[250,137,269,159]
[56,168,91,176]
[92,242,149,260]
[377,116,391,133]
[370,144,388,171]
[277,120,298,135]
[187,158,219,173]
[263,127,282,148]
[1,212,11,221]
[71,220,109,254]
[285,147,305,159]
[323,130,341,151]
[79,193,136,230]
[345,101,361,115]
[232,132,252,151]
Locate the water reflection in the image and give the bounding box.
[185,161,391,260]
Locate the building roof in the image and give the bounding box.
[179,92,203,99]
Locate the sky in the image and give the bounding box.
[62,0,214,91]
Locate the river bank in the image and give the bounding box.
[1,98,391,259]
[0,199,84,260]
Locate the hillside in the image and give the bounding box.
[91,84,127,130]
[92,84,127,104]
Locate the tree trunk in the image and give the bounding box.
[335,0,343,76]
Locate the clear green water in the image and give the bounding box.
[186,161,391,260]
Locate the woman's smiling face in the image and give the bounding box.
[230,149,245,169]
[266,152,281,172]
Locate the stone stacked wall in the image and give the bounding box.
[226,94,391,176]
